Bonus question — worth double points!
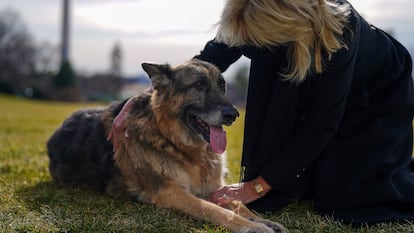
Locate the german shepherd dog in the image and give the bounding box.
[47,59,286,233]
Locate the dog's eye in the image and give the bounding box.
[193,81,205,91]
[218,79,226,92]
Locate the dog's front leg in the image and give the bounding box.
[151,184,280,233]
[224,201,287,233]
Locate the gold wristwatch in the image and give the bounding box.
[252,179,265,197]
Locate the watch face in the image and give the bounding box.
[254,183,263,194]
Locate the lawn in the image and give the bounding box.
[1,94,414,233]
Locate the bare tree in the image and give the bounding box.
[0,8,36,94]
[227,65,249,106]
[35,41,59,74]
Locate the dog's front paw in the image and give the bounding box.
[239,222,276,233]
[254,219,288,233]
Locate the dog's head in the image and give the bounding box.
[142,59,239,154]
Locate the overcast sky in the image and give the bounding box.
[1,0,413,77]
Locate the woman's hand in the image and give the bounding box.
[107,97,135,152]
[208,177,272,206]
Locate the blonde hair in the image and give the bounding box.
[215,0,351,83]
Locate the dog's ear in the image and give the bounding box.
[142,63,173,89]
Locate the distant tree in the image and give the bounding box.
[53,60,76,88]
[50,60,81,101]
[233,65,249,93]
[110,41,122,78]
[0,8,36,94]
[233,65,249,101]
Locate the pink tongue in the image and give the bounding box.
[209,126,226,154]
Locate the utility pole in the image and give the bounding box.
[61,0,70,64]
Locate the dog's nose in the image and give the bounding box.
[221,106,240,124]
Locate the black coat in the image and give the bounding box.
[195,2,414,225]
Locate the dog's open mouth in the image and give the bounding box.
[188,115,226,154]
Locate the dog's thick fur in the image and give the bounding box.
[47,59,286,233]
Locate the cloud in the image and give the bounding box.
[354,0,414,28]
[1,0,412,76]
[349,0,414,48]
[74,0,222,35]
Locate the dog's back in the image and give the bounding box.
[47,99,127,190]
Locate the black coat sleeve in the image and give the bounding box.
[193,40,242,72]
[260,16,361,193]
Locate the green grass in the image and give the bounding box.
[1,94,414,232]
